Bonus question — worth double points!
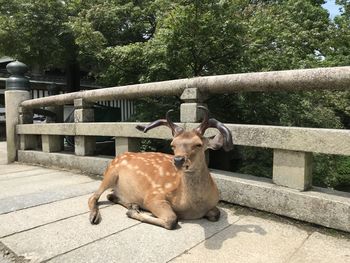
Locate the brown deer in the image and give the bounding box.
[88,106,233,229]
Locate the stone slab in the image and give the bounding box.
[273,149,312,190]
[1,205,140,262]
[0,254,11,263]
[289,232,350,263]
[212,170,350,233]
[0,165,41,175]
[17,122,350,155]
[0,171,93,199]
[0,192,110,238]
[48,208,240,263]
[171,215,309,263]
[0,181,100,214]
[0,168,58,181]
[18,150,111,175]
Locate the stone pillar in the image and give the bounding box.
[273,149,313,191]
[180,88,208,122]
[74,98,95,156]
[45,83,64,150]
[115,137,140,156]
[5,61,31,163]
[19,107,37,150]
[180,88,209,163]
[46,83,63,123]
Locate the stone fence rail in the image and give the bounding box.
[4,61,350,233]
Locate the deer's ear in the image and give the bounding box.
[206,133,224,151]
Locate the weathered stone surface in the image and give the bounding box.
[172,215,309,263]
[213,170,350,233]
[0,192,110,238]
[0,143,7,165]
[74,136,95,156]
[0,165,42,175]
[42,135,63,153]
[289,232,350,263]
[17,122,350,155]
[73,98,94,109]
[5,90,31,163]
[20,134,39,150]
[0,167,57,181]
[18,150,111,175]
[180,88,207,102]
[20,66,350,108]
[48,208,240,263]
[0,181,99,214]
[273,149,312,190]
[115,137,140,155]
[74,109,94,123]
[180,103,207,122]
[1,206,139,262]
[17,123,76,135]
[0,171,93,199]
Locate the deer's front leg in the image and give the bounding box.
[204,206,221,222]
[126,198,178,230]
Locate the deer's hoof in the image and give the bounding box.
[205,207,221,222]
[89,210,101,225]
[107,193,119,204]
[126,208,139,218]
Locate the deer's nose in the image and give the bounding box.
[173,156,185,168]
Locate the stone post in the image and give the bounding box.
[180,88,208,122]
[180,88,209,163]
[273,149,313,191]
[44,83,64,150]
[5,61,31,163]
[19,106,37,150]
[74,98,95,156]
[115,137,140,156]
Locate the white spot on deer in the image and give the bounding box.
[165,183,172,189]
[120,160,128,165]
[158,167,165,177]
[165,172,170,176]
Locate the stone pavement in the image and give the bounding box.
[1,142,350,263]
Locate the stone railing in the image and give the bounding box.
[4,61,350,232]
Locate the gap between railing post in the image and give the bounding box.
[272,149,313,191]
[74,98,95,156]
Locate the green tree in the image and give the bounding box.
[0,0,69,68]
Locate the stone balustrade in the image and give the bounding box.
[5,61,350,233]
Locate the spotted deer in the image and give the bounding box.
[88,106,233,229]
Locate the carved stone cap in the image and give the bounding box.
[6,61,30,91]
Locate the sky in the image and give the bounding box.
[322,0,342,18]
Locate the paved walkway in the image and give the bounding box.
[1,142,350,263]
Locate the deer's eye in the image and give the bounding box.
[195,144,203,148]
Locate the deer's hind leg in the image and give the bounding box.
[126,197,178,230]
[106,191,136,210]
[88,167,118,224]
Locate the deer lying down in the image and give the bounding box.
[88,106,233,230]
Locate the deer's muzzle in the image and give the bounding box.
[173,156,186,169]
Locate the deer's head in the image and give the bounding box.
[136,107,233,170]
